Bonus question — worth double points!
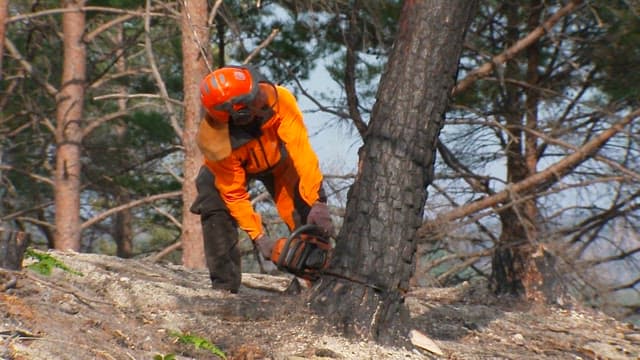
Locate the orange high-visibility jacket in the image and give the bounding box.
[204,86,323,240]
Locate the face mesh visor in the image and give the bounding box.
[222,82,278,126]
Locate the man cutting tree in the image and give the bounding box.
[190,65,334,293]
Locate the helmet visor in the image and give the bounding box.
[224,82,278,126]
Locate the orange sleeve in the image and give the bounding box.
[204,157,264,240]
[275,87,323,206]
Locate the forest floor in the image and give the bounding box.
[1,250,639,360]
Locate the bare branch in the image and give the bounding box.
[243,28,280,65]
[90,68,152,89]
[524,126,640,183]
[7,6,168,24]
[151,205,182,229]
[419,108,640,239]
[82,103,150,138]
[206,0,224,28]
[0,165,54,186]
[84,3,177,42]
[4,38,58,96]
[150,240,182,262]
[1,201,54,222]
[453,0,584,96]
[92,93,182,107]
[15,216,55,229]
[291,75,350,119]
[81,191,182,230]
[144,0,182,137]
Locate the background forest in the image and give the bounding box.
[2,0,640,329]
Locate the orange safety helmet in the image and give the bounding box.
[200,65,275,125]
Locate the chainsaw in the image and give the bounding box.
[270,224,333,281]
[270,225,385,291]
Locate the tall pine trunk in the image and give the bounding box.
[54,0,86,250]
[180,0,208,268]
[310,0,477,344]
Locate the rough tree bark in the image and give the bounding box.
[54,0,86,251]
[309,0,478,345]
[180,0,208,268]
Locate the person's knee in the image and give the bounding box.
[190,166,227,216]
[201,210,235,233]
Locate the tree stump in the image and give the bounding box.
[0,228,30,270]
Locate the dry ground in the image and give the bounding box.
[1,250,639,359]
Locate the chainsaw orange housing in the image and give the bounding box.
[270,237,288,263]
[271,232,333,280]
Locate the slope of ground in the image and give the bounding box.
[1,250,639,359]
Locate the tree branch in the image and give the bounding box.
[82,103,150,138]
[144,0,182,137]
[4,38,58,96]
[6,6,168,24]
[81,191,182,230]
[452,0,584,96]
[0,165,54,186]
[342,2,368,137]
[419,108,640,240]
[84,3,176,42]
[243,28,280,65]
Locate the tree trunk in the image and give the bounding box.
[113,26,134,259]
[309,0,477,345]
[0,229,30,270]
[114,193,134,258]
[489,1,560,303]
[54,0,86,251]
[180,0,208,268]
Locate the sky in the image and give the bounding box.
[296,66,362,175]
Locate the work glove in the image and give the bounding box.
[307,201,334,238]
[255,234,277,260]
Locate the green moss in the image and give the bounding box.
[25,249,83,276]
